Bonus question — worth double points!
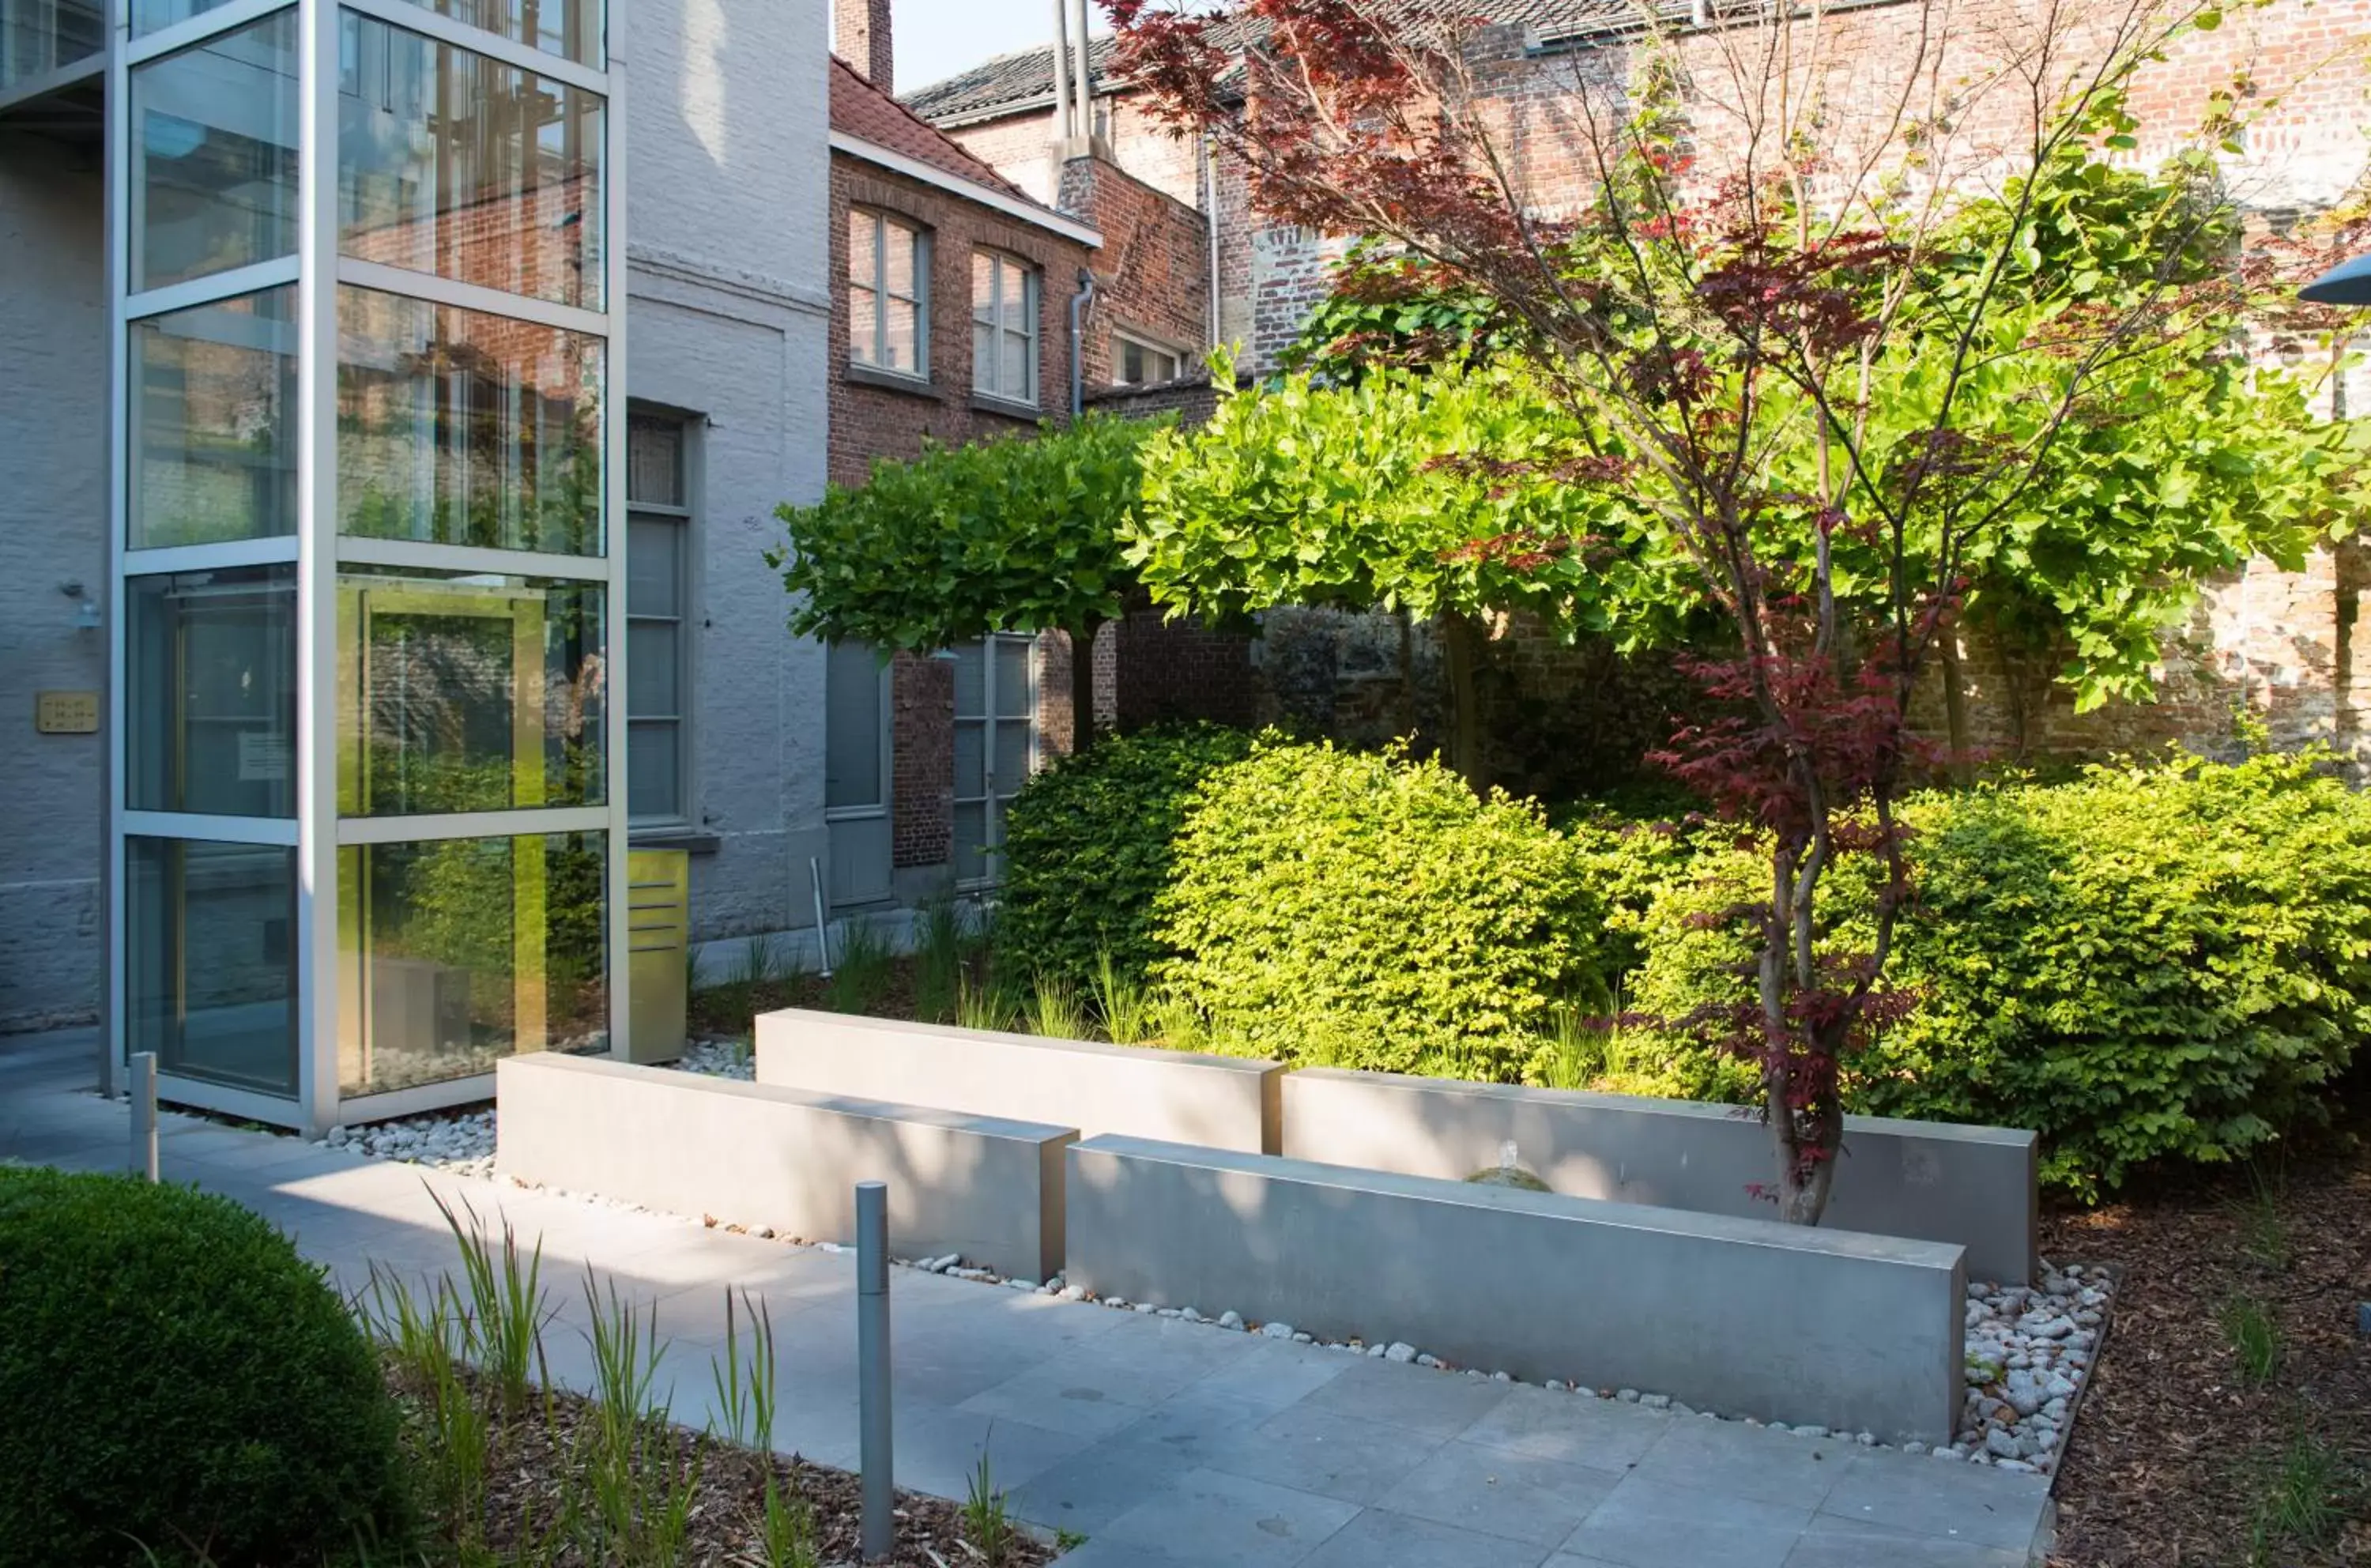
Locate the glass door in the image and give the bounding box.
[952,635,1035,887]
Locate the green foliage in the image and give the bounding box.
[1620,752,2371,1196]
[771,415,1159,652]
[999,724,1256,994]
[1128,354,1683,646]
[0,1167,410,1567]
[1152,737,1607,1077]
[1279,242,1521,377]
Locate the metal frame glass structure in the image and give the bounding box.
[104,0,626,1133]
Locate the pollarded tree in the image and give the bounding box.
[770,414,1160,742]
[1129,353,1697,784]
[1112,0,2366,1223]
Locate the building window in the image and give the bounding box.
[824,642,894,906]
[627,414,692,825]
[847,209,928,377]
[971,251,1038,405]
[129,9,299,294]
[951,634,1035,885]
[1114,334,1182,386]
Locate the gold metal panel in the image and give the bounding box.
[624,847,689,1065]
[36,691,100,733]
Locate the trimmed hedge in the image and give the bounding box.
[998,724,1257,993]
[0,1167,411,1566]
[1152,737,1606,1077]
[1620,751,2371,1197]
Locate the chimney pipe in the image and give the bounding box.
[1050,0,1073,141]
[1072,0,1094,143]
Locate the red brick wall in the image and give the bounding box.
[889,651,953,869]
[827,153,1095,491]
[1058,156,1212,386]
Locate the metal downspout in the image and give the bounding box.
[1070,270,1097,418]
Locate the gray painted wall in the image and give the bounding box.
[1065,1135,1969,1445]
[1284,1069,2039,1285]
[624,0,834,944]
[0,138,107,1033]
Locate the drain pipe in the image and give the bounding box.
[1069,269,1097,417]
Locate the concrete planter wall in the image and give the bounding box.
[753,1007,1283,1153]
[1283,1069,2038,1285]
[1065,1135,1969,1446]
[496,1054,1073,1280]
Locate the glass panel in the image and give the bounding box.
[993,636,1031,716]
[626,419,682,507]
[850,284,879,366]
[626,515,679,615]
[130,11,299,292]
[337,568,606,816]
[5,0,104,90]
[952,722,985,798]
[127,839,296,1097]
[846,209,875,283]
[971,320,993,393]
[972,252,994,320]
[339,13,605,311]
[131,287,300,549]
[993,718,1031,795]
[1001,262,1029,324]
[824,643,882,811]
[1000,330,1029,400]
[951,641,984,716]
[626,718,678,820]
[884,221,916,298]
[884,298,918,375]
[389,0,602,67]
[626,620,677,715]
[952,801,986,884]
[337,831,608,1097]
[337,285,604,554]
[130,0,234,35]
[128,566,297,818]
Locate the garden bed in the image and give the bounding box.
[386,1365,1057,1568]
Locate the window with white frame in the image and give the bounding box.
[971,250,1038,404]
[627,413,692,825]
[1114,333,1182,386]
[847,209,928,377]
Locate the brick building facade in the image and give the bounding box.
[824,13,1226,899]
[909,0,2371,784]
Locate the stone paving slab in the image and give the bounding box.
[0,1029,2056,1566]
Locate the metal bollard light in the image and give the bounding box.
[130,1050,158,1182]
[856,1180,892,1559]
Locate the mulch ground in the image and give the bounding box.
[2043,1112,2371,1567]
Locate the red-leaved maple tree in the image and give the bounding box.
[1110,0,2278,1223]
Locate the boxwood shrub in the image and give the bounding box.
[1620,750,2371,1197]
[998,723,1257,993]
[0,1167,411,1567]
[1152,737,1608,1077]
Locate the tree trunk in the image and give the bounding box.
[1397,609,1418,742]
[1937,632,1974,786]
[1069,617,1104,752]
[1439,610,1487,791]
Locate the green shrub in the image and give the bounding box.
[999,724,1257,993]
[1153,737,1608,1076]
[1619,751,2371,1197]
[0,1167,411,1566]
